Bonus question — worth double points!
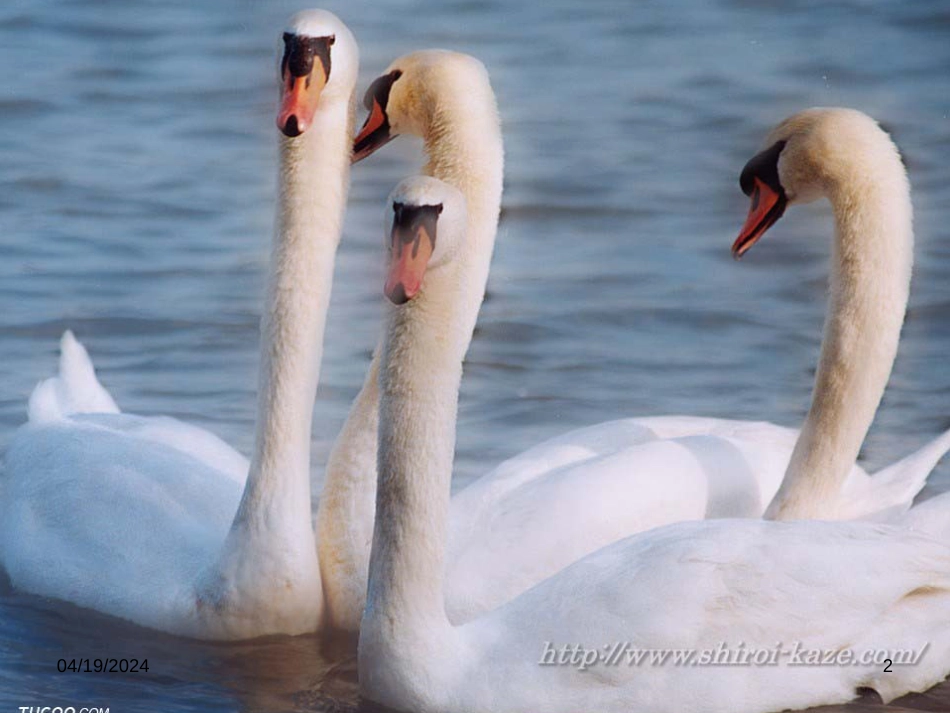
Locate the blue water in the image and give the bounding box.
[2,0,950,710]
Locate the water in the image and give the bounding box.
[1,0,950,710]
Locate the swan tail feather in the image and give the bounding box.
[842,429,950,520]
[27,331,121,424]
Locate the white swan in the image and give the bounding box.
[315,51,950,631]
[0,10,357,639]
[733,113,921,521]
[359,109,950,713]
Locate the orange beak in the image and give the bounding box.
[385,221,437,305]
[352,69,403,163]
[732,177,787,259]
[277,60,327,137]
[353,96,395,163]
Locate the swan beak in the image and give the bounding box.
[277,61,327,137]
[385,206,441,305]
[732,177,788,259]
[353,97,395,163]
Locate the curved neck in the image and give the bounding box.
[766,153,913,520]
[316,82,503,629]
[365,268,468,642]
[424,86,504,339]
[215,93,353,575]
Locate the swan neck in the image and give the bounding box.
[316,352,381,630]
[423,88,504,341]
[318,82,504,630]
[767,155,913,519]
[365,270,467,639]
[231,94,353,543]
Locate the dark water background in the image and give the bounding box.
[2,0,950,710]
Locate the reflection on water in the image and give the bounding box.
[2,0,950,710]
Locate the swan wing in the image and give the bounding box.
[0,414,243,634]
[840,428,950,521]
[446,416,938,622]
[25,332,248,482]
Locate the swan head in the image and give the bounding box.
[383,176,466,305]
[733,107,899,258]
[353,50,491,162]
[276,10,358,137]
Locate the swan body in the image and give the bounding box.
[359,110,950,713]
[444,414,950,620]
[0,10,357,639]
[315,52,949,632]
[416,518,950,713]
[15,335,941,633]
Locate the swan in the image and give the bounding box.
[732,114,922,521]
[0,10,357,639]
[358,108,950,713]
[314,51,950,631]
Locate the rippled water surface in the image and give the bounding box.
[2,0,950,710]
